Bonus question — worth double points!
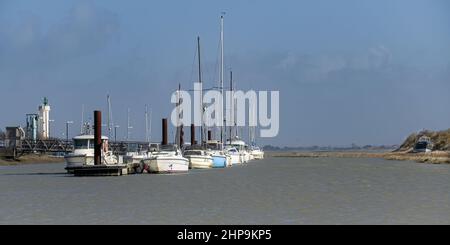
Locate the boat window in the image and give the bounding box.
[161,145,177,152]
[206,143,222,150]
[184,151,202,156]
[127,143,139,152]
[149,144,159,152]
[74,139,89,149]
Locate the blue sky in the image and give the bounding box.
[0,0,449,146]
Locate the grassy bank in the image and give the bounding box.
[0,154,65,166]
[271,150,450,164]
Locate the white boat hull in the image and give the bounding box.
[239,152,250,163]
[143,157,189,174]
[251,151,264,160]
[226,155,233,167]
[65,153,118,173]
[228,154,242,165]
[187,156,213,169]
[65,154,93,169]
[123,155,145,164]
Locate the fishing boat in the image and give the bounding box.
[142,144,189,174]
[184,146,214,169]
[64,134,118,173]
[205,140,227,168]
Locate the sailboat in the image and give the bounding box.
[248,99,264,160]
[224,70,249,164]
[204,15,229,168]
[142,144,189,173]
[142,107,188,173]
[184,145,214,169]
[205,140,228,168]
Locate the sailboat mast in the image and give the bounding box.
[145,104,149,142]
[80,104,84,134]
[107,95,111,139]
[127,108,131,141]
[234,76,238,138]
[229,70,233,141]
[148,108,152,142]
[197,36,204,145]
[175,83,181,145]
[220,15,224,145]
[248,104,251,144]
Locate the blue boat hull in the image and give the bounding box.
[212,155,226,168]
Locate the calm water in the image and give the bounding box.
[1,157,449,224]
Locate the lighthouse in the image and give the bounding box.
[38,97,51,139]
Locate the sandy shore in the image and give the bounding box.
[270,150,450,164]
[0,154,65,166]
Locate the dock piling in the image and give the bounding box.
[162,118,168,145]
[94,110,102,165]
[190,124,195,145]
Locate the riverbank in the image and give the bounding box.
[0,154,65,166]
[270,150,450,164]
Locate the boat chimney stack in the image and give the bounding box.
[162,118,168,145]
[190,124,195,146]
[94,110,102,165]
[208,130,212,141]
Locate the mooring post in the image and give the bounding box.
[190,124,195,146]
[180,124,184,147]
[94,110,102,165]
[162,118,168,145]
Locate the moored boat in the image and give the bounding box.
[65,134,118,173]
[226,136,250,163]
[225,146,242,165]
[142,144,188,174]
[205,140,228,168]
[184,147,213,169]
[250,146,264,160]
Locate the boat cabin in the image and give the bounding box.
[226,137,247,152]
[206,140,224,150]
[73,135,110,152]
[184,150,209,156]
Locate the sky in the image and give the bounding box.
[0,0,449,147]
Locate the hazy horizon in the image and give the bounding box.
[1,0,449,147]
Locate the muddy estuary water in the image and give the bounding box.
[1,157,449,224]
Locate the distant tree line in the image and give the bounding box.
[263,144,398,152]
